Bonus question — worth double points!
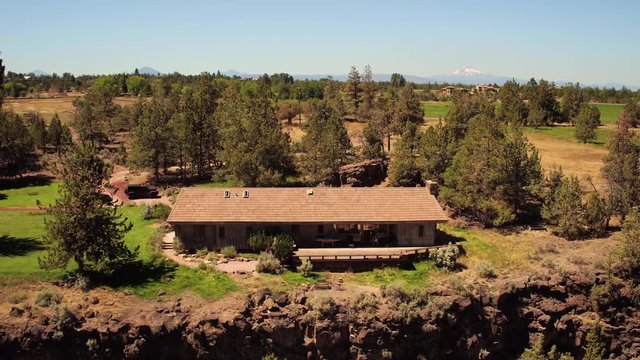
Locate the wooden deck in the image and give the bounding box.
[294,246,432,261]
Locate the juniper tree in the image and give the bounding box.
[388,123,422,187]
[526,79,560,126]
[0,112,38,177]
[575,104,601,143]
[498,79,528,124]
[47,113,72,154]
[361,109,385,160]
[39,144,134,272]
[218,81,294,186]
[617,207,640,285]
[561,83,585,123]
[300,100,351,184]
[440,115,542,226]
[129,99,172,178]
[359,65,375,120]
[393,83,424,131]
[602,120,640,220]
[621,98,640,127]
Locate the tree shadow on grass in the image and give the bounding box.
[0,235,45,256]
[88,258,178,289]
[0,175,54,190]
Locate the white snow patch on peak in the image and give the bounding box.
[451,66,485,76]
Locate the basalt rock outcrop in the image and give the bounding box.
[323,158,388,187]
[1,272,639,360]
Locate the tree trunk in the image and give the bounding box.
[75,255,85,273]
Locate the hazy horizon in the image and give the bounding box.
[2,0,639,85]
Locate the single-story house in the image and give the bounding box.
[166,187,448,251]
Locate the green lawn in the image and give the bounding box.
[0,182,60,207]
[523,126,612,146]
[0,182,237,299]
[421,101,451,119]
[591,103,624,125]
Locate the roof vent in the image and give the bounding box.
[243,190,250,198]
[223,190,231,198]
[307,189,314,195]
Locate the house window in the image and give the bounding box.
[418,225,425,237]
[218,226,226,238]
[317,225,324,234]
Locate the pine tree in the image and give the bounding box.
[300,100,351,183]
[39,144,134,272]
[498,79,528,124]
[323,79,347,117]
[129,99,172,178]
[362,109,385,160]
[419,120,455,184]
[574,104,601,143]
[218,81,294,186]
[48,113,72,154]
[359,65,375,120]
[602,120,640,219]
[388,124,422,187]
[393,83,424,132]
[526,79,560,126]
[346,66,361,115]
[390,73,406,88]
[0,112,38,177]
[440,115,541,226]
[23,111,48,151]
[561,83,585,123]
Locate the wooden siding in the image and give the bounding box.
[174,222,437,251]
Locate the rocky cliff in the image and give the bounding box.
[1,271,639,360]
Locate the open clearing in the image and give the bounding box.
[4,95,139,124]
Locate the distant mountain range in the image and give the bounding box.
[22,66,639,90]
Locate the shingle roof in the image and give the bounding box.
[167,187,448,224]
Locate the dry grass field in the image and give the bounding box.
[4,95,139,124]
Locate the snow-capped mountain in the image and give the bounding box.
[136,67,161,76]
[425,66,512,85]
[451,66,484,77]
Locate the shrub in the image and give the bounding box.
[198,262,208,270]
[35,290,63,307]
[262,353,278,360]
[196,248,209,258]
[429,243,460,271]
[248,231,271,252]
[590,276,623,313]
[256,252,283,274]
[221,246,237,259]
[272,234,294,261]
[297,259,313,277]
[380,283,430,324]
[206,252,218,262]
[173,236,185,254]
[309,295,338,319]
[51,305,76,329]
[8,292,27,304]
[447,275,474,297]
[142,203,172,221]
[474,260,497,278]
[352,292,377,313]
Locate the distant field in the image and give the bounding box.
[421,101,451,119]
[592,103,624,125]
[4,96,139,124]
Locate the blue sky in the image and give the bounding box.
[2,0,639,85]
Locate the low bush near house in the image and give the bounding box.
[256,252,282,274]
[35,290,63,307]
[221,246,237,258]
[429,243,460,271]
